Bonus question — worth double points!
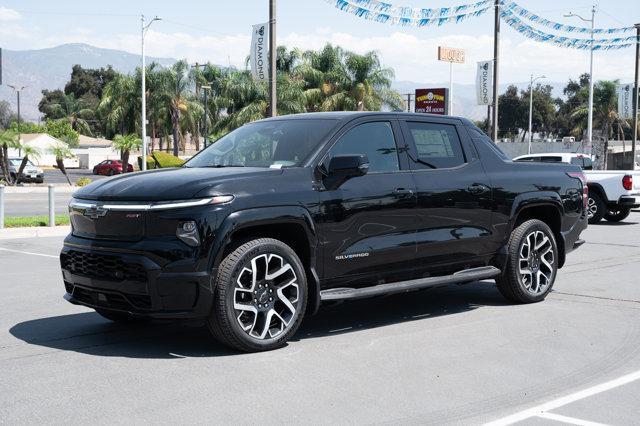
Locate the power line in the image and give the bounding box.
[12,9,137,17]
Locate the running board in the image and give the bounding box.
[319,266,501,302]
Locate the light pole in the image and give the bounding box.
[141,14,162,171]
[8,85,27,157]
[201,84,211,149]
[528,74,546,155]
[268,0,276,117]
[565,6,596,150]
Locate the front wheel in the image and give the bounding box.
[208,238,308,352]
[604,207,631,222]
[496,219,558,304]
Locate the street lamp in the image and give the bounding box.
[141,14,162,171]
[565,6,596,151]
[8,84,28,157]
[528,74,546,155]
[201,84,211,149]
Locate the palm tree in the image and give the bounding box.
[112,134,142,173]
[159,60,196,156]
[44,93,95,135]
[0,130,19,185]
[99,73,138,137]
[571,81,620,170]
[296,44,348,112]
[48,145,75,186]
[341,51,403,111]
[16,144,41,181]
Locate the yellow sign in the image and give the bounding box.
[438,46,465,64]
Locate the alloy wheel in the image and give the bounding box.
[587,197,597,219]
[233,253,299,340]
[518,230,555,294]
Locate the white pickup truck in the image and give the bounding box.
[513,153,640,224]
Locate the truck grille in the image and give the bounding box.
[61,250,147,282]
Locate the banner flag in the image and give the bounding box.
[476,60,493,105]
[618,83,634,119]
[250,23,269,82]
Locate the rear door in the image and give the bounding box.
[399,117,495,276]
[317,118,417,287]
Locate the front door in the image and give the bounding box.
[399,118,495,277]
[317,119,417,288]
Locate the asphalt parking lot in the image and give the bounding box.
[1,213,640,424]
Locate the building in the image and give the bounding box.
[8,133,79,168]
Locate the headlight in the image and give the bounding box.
[176,220,200,247]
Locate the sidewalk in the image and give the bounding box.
[0,226,70,240]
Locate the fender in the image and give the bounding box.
[586,182,607,202]
[494,191,565,271]
[208,205,322,315]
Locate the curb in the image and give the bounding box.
[0,226,71,240]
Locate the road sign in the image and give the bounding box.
[415,88,448,115]
[438,46,465,64]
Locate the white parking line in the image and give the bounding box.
[485,369,640,425]
[0,247,58,259]
[537,412,608,426]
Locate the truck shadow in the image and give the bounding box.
[9,281,507,359]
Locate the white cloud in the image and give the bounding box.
[0,6,21,21]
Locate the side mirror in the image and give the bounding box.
[323,154,369,190]
[328,154,369,178]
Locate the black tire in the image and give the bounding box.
[95,308,145,323]
[107,169,115,176]
[603,207,631,222]
[208,238,308,352]
[587,191,605,224]
[496,219,558,304]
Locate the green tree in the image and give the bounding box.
[112,134,142,173]
[0,130,19,184]
[0,100,16,130]
[16,144,41,180]
[43,93,95,135]
[99,73,138,137]
[43,120,80,147]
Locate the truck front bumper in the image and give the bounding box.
[60,242,216,320]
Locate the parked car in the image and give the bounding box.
[61,112,588,352]
[513,153,640,223]
[92,159,133,175]
[8,157,44,183]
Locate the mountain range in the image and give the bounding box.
[0,43,564,123]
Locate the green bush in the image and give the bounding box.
[76,177,92,187]
[152,151,185,168]
[137,155,157,170]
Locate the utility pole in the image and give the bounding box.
[492,0,500,142]
[528,75,546,155]
[632,23,640,169]
[202,84,212,148]
[141,14,162,171]
[268,0,277,117]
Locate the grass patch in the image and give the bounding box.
[4,215,70,228]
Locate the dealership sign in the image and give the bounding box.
[618,83,634,119]
[438,46,465,64]
[476,60,494,106]
[415,88,448,115]
[250,23,269,82]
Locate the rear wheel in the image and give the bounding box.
[107,169,115,176]
[587,191,605,224]
[604,207,631,222]
[208,238,308,352]
[496,219,558,303]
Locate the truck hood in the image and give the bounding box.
[74,167,283,201]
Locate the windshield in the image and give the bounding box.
[9,159,36,167]
[185,119,337,168]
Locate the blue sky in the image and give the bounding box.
[1,0,639,84]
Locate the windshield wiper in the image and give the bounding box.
[202,164,245,168]
[415,158,437,169]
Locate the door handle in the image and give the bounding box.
[393,188,415,198]
[467,183,490,195]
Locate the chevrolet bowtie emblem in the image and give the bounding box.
[83,205,108,219]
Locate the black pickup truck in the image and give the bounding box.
[60,112,588,352]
